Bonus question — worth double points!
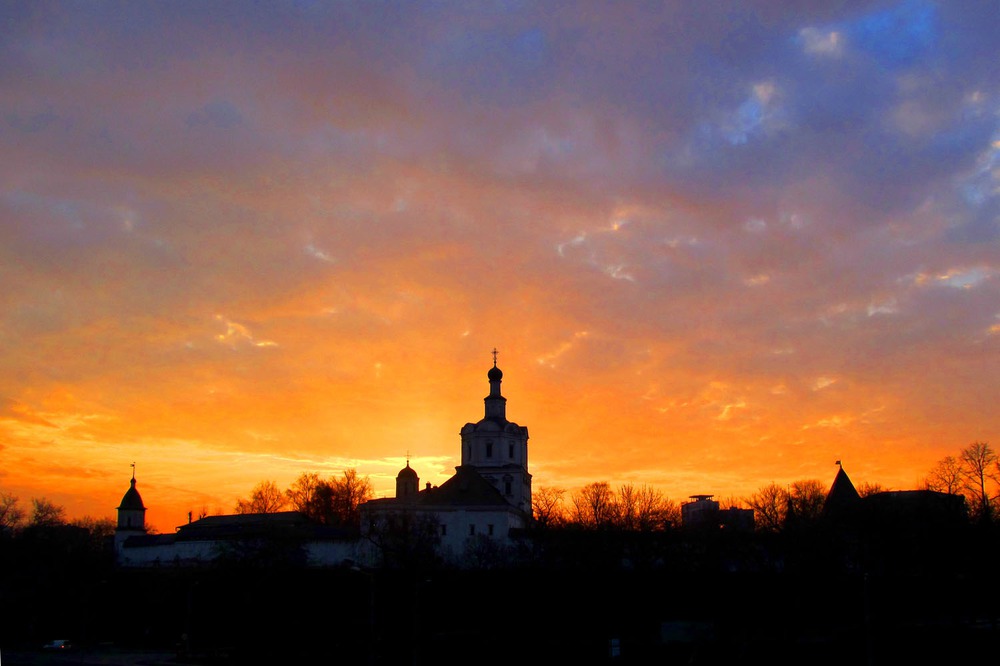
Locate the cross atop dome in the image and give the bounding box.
[487,350,503,384]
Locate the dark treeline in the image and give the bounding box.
[531,440,1000,533]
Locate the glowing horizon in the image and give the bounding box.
[1,2,997,533]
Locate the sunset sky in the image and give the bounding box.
[2,1,998,532]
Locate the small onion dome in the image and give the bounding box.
[117,478,145,511]
[397,463,418,480]
[488,364,503,381]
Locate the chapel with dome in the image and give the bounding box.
[360,351,533,558]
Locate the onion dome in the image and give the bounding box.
[488,364,503,381]
[117,478,145,511]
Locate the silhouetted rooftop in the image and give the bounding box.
[117,478,145,511]
[822,466,861,518]
[418,466,511,508]
[172,511,354,540]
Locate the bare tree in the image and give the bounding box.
[619,484,676,531]
[856,481,887,498]
[70,516,118,551]
[0,492,24,533]
[286,472,326,518]
[787,479,827,526]
[658,496,682,529]
[717,495,747,510]
[70,516,117,538]
[616,483,640,531]
[571,482,617,528]
[923,455,963,494]
[29,497,66,527]
[959,441,998,523]
[331,469,374,527]
[285,469,374,527]
[532,486,566,527]
[234,480,288,514]
[745,483,786,533]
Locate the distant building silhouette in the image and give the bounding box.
[821,463,967,530]
[815,463,969,575]
[681,494,719,528]
[681,495,754,532]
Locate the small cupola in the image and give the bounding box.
[484,349,507,422]
[116,466,147,532]
[396,461,420,501]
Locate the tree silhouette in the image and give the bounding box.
[234,480,287,514]
[286,469,373,528]
[959,441,997,523]
[571,482,617,528]
[29,497,66,527]
[0,491,24,533]
[286,472,327,519]
[786,479,826,528]
[617,483,678,531]
[531,486,566,528]
[923,455,963,494]
[856,481,887,497]
[332,469,374,528]
[564,482,678,530]
[745,483,786,533]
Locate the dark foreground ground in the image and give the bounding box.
[5,619,1000,666]
[6,525,1000,666]
[4,566,1000,666]
[1,648,174,666]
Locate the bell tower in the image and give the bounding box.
[459,351,532,514]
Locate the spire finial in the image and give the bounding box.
[131,462,136,481]
[491,347,498,367]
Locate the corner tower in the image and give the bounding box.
[114,467,147,558]
[117,468,147,532]
[459,351,531,514]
